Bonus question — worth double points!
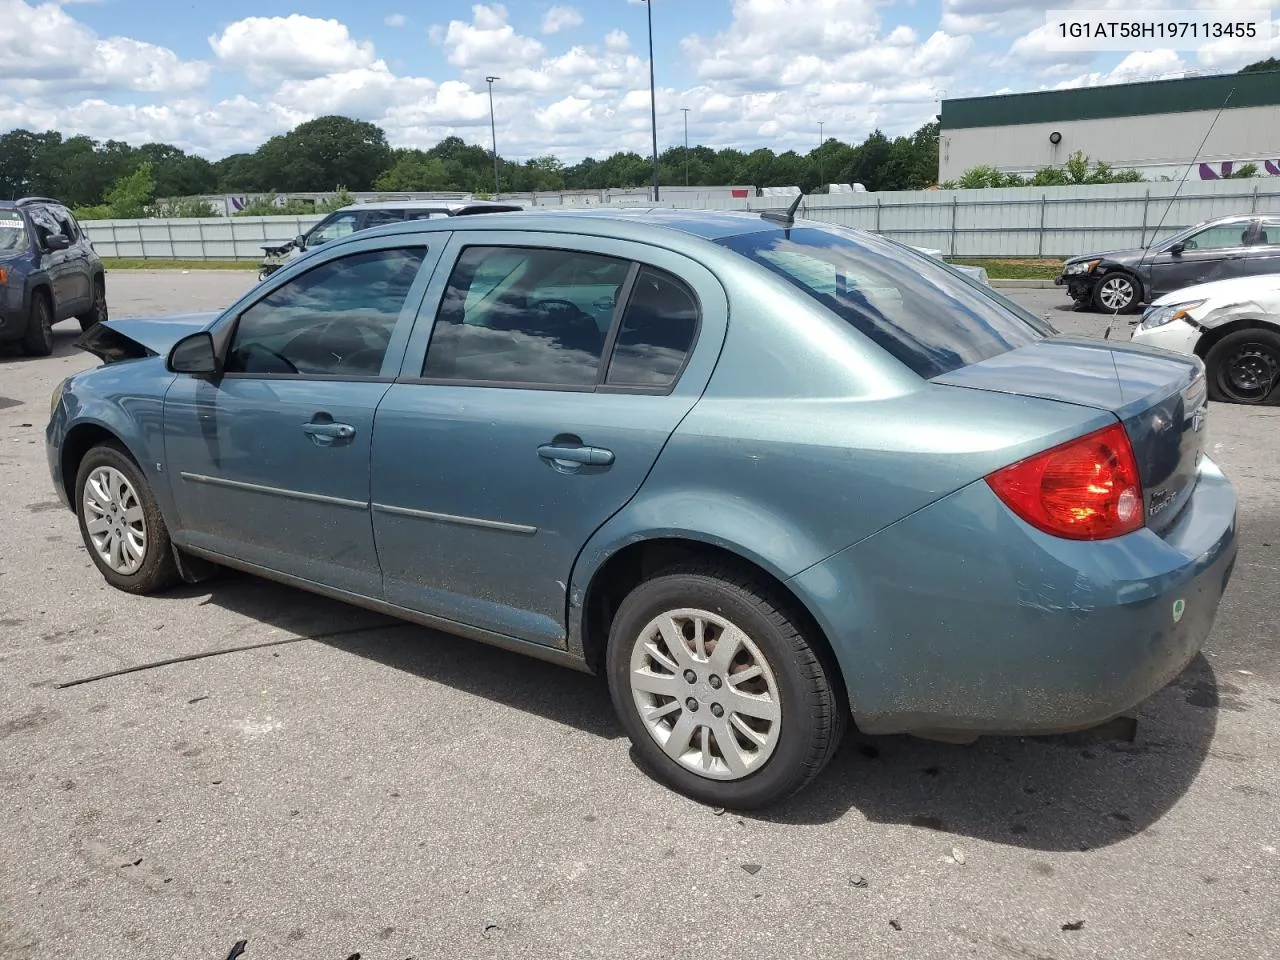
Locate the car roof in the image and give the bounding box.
[337,198,523,214]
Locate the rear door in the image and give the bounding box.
[1238,217,1280,277]
[370,230,727,647]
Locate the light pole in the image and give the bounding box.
[817,120,824,192]
[642,0,659,201]
[485,75,501,198]
[681,107,690,187]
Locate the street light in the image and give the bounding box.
[641,0,659,202]
[681,107,690,187]
[817,120,824,192]
[485,75,501,198]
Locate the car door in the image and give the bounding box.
[51,206,92,309]
[370,231,728,648]
[1237,217,1280,278]
[25,205,73,313]
[1145,221,1253,299]
[163,238,440,597]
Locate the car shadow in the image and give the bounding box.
[176,570,1217,851]
[0,323,85,363]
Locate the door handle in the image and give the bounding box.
[537,443,614,467]
[303,420,356,444]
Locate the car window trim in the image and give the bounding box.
[220,243,435,383]
[408,241,702,397]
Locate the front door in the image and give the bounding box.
[163,242,436,596]
[25,205,74,310]
[370,232,727,647]
[1145,220,1253,300]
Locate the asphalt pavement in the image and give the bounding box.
[1,272,1277,960]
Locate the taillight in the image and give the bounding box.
[986,422,1144,540]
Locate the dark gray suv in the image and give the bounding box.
[0,197,107,356]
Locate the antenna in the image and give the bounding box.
[1145,86,1235,247]
[761,190,806,227]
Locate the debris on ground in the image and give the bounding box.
[889,920,902,931]
[224,940,248,960]
[951,846,966,865]
[482,920,500,939]
[1062,920,1085,931]
[742,863,762,875]
[713,807,725,816]
[849,875,868,889]
[187,695,209,704]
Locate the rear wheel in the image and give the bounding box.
[1092,272,1140,314]
[606,562,846,809]
[1204,328,1280,405]
[21,292,53,357]
[74,444,180,594]
[77,276,107,332]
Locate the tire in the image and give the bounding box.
[606,562,846,809]
[1092,272,1141,314]
[77,276,108,332]
[21,291,54,357]
[1204,328,1280,406]
[74,444,180,594]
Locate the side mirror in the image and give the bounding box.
[295,234,307,250]
[45,233,70,252]
[167,331,220,376]
[1169,242,1185,256]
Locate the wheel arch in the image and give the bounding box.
[1193,317,1280,359]
[1096,265,1144,303]
[59,421,140,514]
[575,536,849,708]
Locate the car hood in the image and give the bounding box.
[1149,273,1280,309]
[76,312,219,364]
[1064,247,1145,268]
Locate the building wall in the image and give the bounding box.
[939,105,1280,182]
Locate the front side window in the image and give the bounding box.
[308,212,360,246]
[227,247,428,377]
[53,206,79,241]
[423,246,631,386]
[1179,224,1250,251]
[0,211,28,254]
[718,226,1045,379]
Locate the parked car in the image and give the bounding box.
[1057,214,1280,314]
[49,210,1237,808]
[0,197,107,356]
[258,198,523,280]
[1130,273,1280,405]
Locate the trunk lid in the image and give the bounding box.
[934,336,1208,535]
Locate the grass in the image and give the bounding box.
[102,258,259,271]
[951,258,1064,281]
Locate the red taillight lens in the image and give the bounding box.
[986,422,1144,540]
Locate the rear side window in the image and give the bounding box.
[718,227,1044,379]
[1256,219,1280,246]
[605,267,699,388]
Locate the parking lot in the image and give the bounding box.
[1,271,1278,960]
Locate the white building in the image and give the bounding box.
[939,69,1280,184]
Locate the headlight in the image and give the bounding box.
[1063,259,1101,276]
[50,377,68,416]
[1141,299,1206,330]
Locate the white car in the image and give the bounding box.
[1131,273,1280,405]
[910,246,990,285]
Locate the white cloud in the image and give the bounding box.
[384,13,407,28]
[208,15,376,81]
[541,5,583,34]
[440,3,545,69]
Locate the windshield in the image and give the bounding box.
[0,211,28,254]
[718,226,1047,379]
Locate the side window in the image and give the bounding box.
[1255,219,1280,246]
[27,206,58,248]
[605,267,700,389]
[226,247,428,377]
[404,210,446,222]
[362,210,404,228]
[423,246,631,387]
[52,206,79,241]
[308,212,361,246]
[1182,224,1249,251]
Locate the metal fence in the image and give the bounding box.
[80,179,1280,261]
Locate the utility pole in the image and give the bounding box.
[681,107,690,187]
[643,0,660,201]
[485,76,501,198]
[818,120,825,192]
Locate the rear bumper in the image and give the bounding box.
[789,456,1237,736]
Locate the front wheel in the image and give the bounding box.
[1092,272,1141,314]
[74,444,180,593]
[1204,328,1280,405]
[606,562,846,809]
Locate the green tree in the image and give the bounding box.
[1240,57,1279,73]
[375,150,451,191]
[256,116,393,192]
[1229,163,1260,179]
[101,163,156,219]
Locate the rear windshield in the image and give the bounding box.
[0,211,28,254]
[717,226,1047,378]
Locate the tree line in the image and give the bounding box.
[0,114,942,218]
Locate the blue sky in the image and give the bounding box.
[0,0,1268,160]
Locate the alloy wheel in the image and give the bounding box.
[1098,276,1134,311]
[82,466,147,575]
[628,607,782,781]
